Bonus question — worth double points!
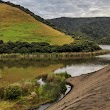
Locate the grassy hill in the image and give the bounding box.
[48,17,110,44]
[0,3,73,45]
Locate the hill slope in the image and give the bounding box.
[48,17,110,44]
[0,3,73,45]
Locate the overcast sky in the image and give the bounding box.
[3,0,110,19]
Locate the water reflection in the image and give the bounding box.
[0,45,109,83]
[54,45,110,77]
[54,64,106,77]
[97,54,110,60]
[0,56,110,83]
[0,60,64,83]
[97,45,110,61]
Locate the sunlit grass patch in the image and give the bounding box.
[0,4,74,45]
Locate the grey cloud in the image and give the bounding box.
[3,0,110,19]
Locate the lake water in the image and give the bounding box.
[0,60,64,83]
[54,45,110,77]
[0,54,110,83]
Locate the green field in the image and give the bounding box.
[0,3,73,45]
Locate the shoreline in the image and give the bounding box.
[37,84,73,110]
[0,50,109,60]
[47,65,110,110]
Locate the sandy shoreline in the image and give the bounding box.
[47,65,110,110]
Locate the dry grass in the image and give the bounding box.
[0,101,16,110]
[0,4,73,45]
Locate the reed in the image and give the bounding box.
[0,50,109,60]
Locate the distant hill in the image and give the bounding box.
[48,17,110,44]
[0,2,73,45]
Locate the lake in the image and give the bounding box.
[0,45,110,83]
[54,45,110,76]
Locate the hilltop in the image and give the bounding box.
[0,2,73,45]
[48,17,110,44]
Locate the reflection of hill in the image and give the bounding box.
[0,57,109,69]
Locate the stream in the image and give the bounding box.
[37,83,71,110]
[37,78,71,110]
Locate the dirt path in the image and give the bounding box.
[47,65,110,110]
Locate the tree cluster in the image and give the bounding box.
[0,40,101,54]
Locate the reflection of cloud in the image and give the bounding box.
[3,0,110,19]
[54,64,106,77]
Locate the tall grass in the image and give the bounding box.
[0,73,70,110]
[0,50,109,60]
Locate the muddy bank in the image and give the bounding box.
[47,66,110,110]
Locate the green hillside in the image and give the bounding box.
[0,3,73,45]
[48,17,110,44]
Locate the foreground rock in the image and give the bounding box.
[47,66,110,110]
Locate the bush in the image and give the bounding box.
[0,87,5,99]
[4,85,22,100]
[21,80,37,96]
[37,73,69,101]
[0,40,101,54]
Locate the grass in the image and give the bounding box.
[0,101,16,110]
[0,50,109,61]
[0,73,70,110]
[0,4,74,45]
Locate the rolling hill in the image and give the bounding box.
[0,2,73,45]
[48,17,110,44]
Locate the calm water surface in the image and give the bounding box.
[54,45,110,77]
[0,45,109,82]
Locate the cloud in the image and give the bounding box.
[3,0,110,19]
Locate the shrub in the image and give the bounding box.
[0,87,5,99]
[0,40,3,44]
[0,40,101,54]
[4,85,22,100]
[21,80,37,96]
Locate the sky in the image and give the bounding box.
[3,0,110,19]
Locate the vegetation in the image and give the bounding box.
[0,3,73,45]
[4,85,22,100]
[0,1,107,110]
[0,72,70,110]
[0,40,101,54]
[0,2,101,51]
[0,0,50,26]
[48,17,110,44]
